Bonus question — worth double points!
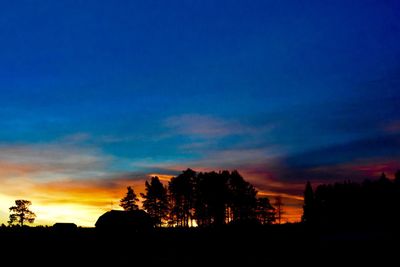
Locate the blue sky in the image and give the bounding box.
[0,0,399,224]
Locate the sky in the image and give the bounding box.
[0,0,399,226]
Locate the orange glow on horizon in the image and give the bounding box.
[0,164,306,226]
[0,175,150,227]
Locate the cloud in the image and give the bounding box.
[281,157,400,183]
[223,133,400,193]
[165,114,233,138]
[284,133,400,170]
[188,148,280,169]
[60,132,147,145]
[0,143,112,180]
[129,146,283,180]
[161,114,279,168]
[164,114,274,140]
[60,133,92,144]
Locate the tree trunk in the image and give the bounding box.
[19,214,24,226]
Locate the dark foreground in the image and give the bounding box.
[0,224,397,265]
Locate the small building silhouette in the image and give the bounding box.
[53,223,78,232]
[95,210,154,231]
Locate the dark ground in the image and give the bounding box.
[0,224,397,265]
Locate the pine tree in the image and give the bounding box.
[168,169,196,227]
[302,181,315,223]
[394,170,400,184]
[274,196,284,224]
[141,176,169,227]
[120,186,139,211]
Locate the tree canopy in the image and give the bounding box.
[122,169,276,227]
[302,171,400,227]
[168,169,272,227]
[9,200,36,226]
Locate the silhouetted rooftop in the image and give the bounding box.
[95,210,154,230]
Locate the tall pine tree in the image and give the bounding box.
[302,181,315,223]
[120,186,139,211]
[141,177,169,227]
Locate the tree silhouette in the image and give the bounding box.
[194,171,229,226]
[379,172,390,184]
[307,171,400,227]
[166,169,263,226]
[120,186,139,211]
[395,170,400,184]
[9,200,36,226]
[141,176,169,227]
[256,197,275,224]
[168,169,196,227]
[228,170,258,222]
[274,196,284,224]
[302,181,315,224]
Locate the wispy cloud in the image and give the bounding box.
[0,143,112,180]
[188,148,282,170]
[60,132,146,145]
[164,113,274,139]
[283,133,400,170]
[162,114,278,160]
[60,133,92,144]
[164,114,235,138]
[129,146,282,176]
[274,133,400,184]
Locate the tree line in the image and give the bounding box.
[120,169,277,227]
[302,170,400,227]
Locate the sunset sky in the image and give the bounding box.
[0,0,399,226]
